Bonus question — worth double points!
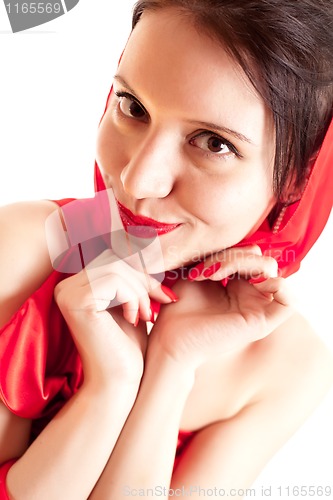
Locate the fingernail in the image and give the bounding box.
[188,262,205,280]
[202,262,221,278]
[161,285,179,302]
[149,307,155,324]
[249,276,267,284]
[221,277,229,287]
[133,311,140,327]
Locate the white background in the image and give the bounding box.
[0,1,332,495]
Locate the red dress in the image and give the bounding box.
[0,100,332,496]
[0,194,195,498]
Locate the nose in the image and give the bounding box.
[120,131,178,199]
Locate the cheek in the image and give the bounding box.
[96,119,128,176]
[187,177,246,224]
[192,173,274,232]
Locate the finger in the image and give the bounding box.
[69,251,168,316]
[189,254,278,282]
[89,268,165,325]
[87,274,140,312]
[188,245,263,281]
[85,250,163,296]
[122,298,140,326]
[251,276,296,307]
[149,284,179,304]
[220,253,278,280]
[63,249,119,291]
[251,277,296,334]
[138,295,152,322]
[231,244,263,256]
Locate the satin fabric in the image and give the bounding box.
[239,119,333,277]
[0,460,16,500]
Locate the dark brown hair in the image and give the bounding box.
[132,0,333,201]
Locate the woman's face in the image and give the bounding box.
[96,8,276,271]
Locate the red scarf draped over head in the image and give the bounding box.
[94,84,333,278]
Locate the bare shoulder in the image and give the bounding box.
[0,400,31,464]
[172,313,333,488]
[173,313,333,487]
[252,311,333,411]
[0,200,59,328]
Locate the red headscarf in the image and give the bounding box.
[94,82,332,278]
[240,119,333,277]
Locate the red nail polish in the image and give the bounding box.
[202,262,221,278]
[161,285,179,302]
[188,262,205,280]
[149,307,155,323]
[249,276,267,284]
[221,277,229,287]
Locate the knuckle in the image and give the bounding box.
[225,245,261,265]
[263,256,279,275]
[55,280,93,313]
[272,276,285,288]
[251,244,263,255]
[54,279,69,304]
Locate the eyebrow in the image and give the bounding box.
[184,120,254,145]
[113,74,254,145]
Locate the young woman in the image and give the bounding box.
[1,1,333,498]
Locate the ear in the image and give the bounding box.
[280,158,315,205]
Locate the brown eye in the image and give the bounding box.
[119,95,147,120]
[190,133,232,155]
[207,136,226,153]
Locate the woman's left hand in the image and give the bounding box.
[187,244,279,284]
[149,245,295,369]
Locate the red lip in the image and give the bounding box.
[116,200,181,236]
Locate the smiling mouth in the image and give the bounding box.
[116,200,181,236]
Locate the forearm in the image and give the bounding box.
[6,380,139,500]
[90,345,195,498]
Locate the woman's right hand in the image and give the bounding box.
[149,246,295,371]
[54,248,176,388]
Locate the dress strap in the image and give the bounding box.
[49,198,76,208]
